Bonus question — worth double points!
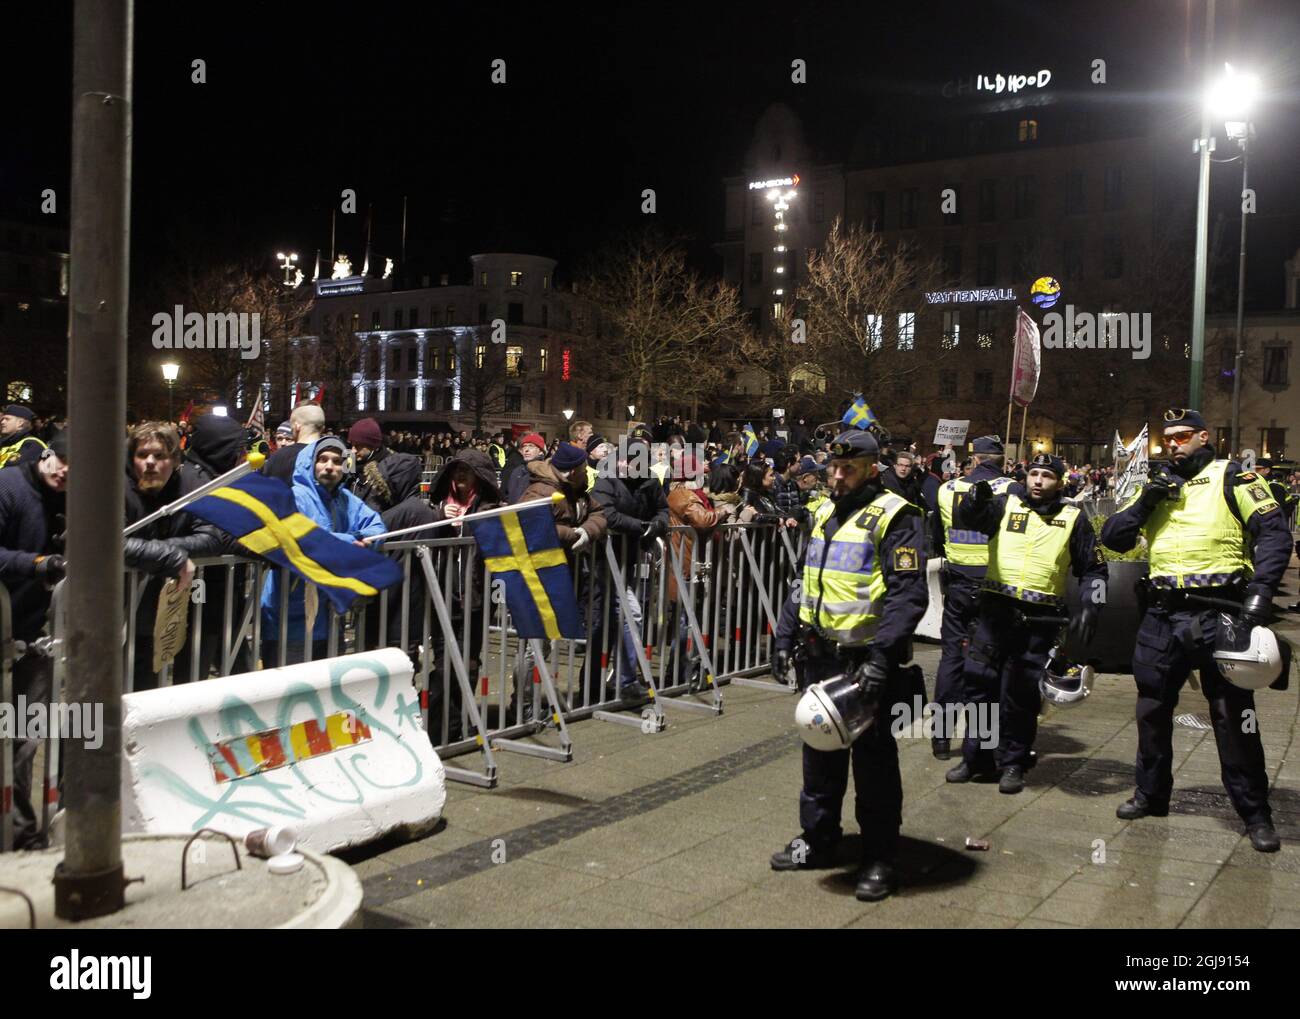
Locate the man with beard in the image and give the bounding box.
[946,452,1107,794]
[1101,409,1290,851]
[770,429,929,901]
[125,422,227,691]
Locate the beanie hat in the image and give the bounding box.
[347,417,383,449]
[551,442,588,472]
[314,436,347,461]
[519,432,545,451]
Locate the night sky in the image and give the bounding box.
[6,0,1300,304]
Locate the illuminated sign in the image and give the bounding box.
[943,69,1051,99]
[747,174,800,190]
[316,277,365,297]
[562,349,571,381]
[1031,276,1061,309]
[924,288,1016,305]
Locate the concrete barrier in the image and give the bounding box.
[121,648,446,853]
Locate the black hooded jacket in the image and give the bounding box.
[180,414,247,484]
[355,449,426,516]
[430,448,502,518]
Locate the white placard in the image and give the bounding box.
[933,419,970,446]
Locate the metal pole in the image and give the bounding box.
[167,380,174,423]
[1188,0,1215,408]
[55,0,133,920]
[1229,138,1248,457]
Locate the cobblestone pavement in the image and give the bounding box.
[346,609,1300,929]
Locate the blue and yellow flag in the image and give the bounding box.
[742,422,760,457]
[185,472,402,614]
[841,395,877,431]
[468,502,583,640]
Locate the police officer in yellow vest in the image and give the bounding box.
[1101,408,1289,852]
[930,435,1015,760]
[770,429,929,901]
[947,452,1107,793]
[0,404,47,469]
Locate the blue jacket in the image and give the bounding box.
[261,438,386,642]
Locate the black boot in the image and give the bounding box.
[1247,822,1281,853]
[1116,794,1169,820]
[999,765,1025,794]
[855,860,899,902]
[770,835,837,871]
[931,737,951,760]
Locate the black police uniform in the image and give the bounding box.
[1101,443,1291,832]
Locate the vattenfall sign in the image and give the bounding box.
[924,288,1016,305]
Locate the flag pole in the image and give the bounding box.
[1018,405,1029,458]
[1005,400,1014,451]
[363,492,565,544]
[123,453,266,536]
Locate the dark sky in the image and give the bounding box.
[6,0,1300,301]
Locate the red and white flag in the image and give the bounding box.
[244,399,265,439]
[1009,307,1041,408]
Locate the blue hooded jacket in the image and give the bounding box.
[261,437,386,642]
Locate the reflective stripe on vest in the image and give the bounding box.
[1143,459,1251,588]
[937,476,1013,567]
[0,434,45,468]
[799,491,908,646]
[984,492,1078,605]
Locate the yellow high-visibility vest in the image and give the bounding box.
[985,492,1079,605]
[937,476,1013,567]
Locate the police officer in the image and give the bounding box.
[0,404,47,469]
[1101,409,1289,851]
[945,452,1107,792]
[770,429,929,901]
[930,435,1015,759]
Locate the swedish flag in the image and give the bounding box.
[186,473,402,613]
[742,422,760,457]
[468,503,583,640]
[841,395,877,431]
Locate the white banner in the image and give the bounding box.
[1009,308,1042,408]
[1114,424,1149,504]
[933,419,970,446]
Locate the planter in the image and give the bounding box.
[1062,559,1148,672]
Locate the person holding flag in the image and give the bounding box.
[841,395,878,432]
[258,436,387,664]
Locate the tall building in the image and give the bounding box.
[0,218,69,412]
[719,81,1195,462]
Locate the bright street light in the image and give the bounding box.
[562,408,574,421]
[212,405,228,417]
[627,404,636,417]
[161,362,179,382]
[1207,63,1259,126]
[161,362,179,420]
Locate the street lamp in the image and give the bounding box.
[211,405,228,417]
[277,251,299,286]
[161,362,179,421]
[1209,64,1260,457]
[562,408,574,421]
[627,404,636,418]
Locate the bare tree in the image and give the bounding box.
[577,231,747,418]
[454,326,514,435]
[298,309,364,424]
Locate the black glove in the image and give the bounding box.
[1139,470,1179,511]
[967,480,992,511]
[852,658,890,702]
[1069,604,1099,647]
[774,650,792,680]
[34,554,66,584]
[640,518,667,543]
[1239,591,1274,630]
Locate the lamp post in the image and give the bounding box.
[627,404,636,419]
[277,251,299,286]
[1188,0,1217,408]
[161,361,179,421]
[1209,64,1260,457]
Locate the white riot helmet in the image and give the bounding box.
[1039,649,1094,707]
[795,674,875,751]
[1214,613,1286,690]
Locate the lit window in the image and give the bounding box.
[475,344,486,369]
[1018,119,1038,142]
[942,311,960,349]
[506,345,523,376]
[479,271,488,286]
[510,271,524,287]
[773,302,784,320]
[866,314,884,350]
[539,347,548,374]
[542,274,550,290]
[897,312,915,351]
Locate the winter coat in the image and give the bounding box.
[520,460,607,549]
[739,487,784,525]
[665,482,729,602]
[353,448,426,515]
[0,463,65,640]
[591,471,670,537]
[260,437,386,642]
[179,414,247,485]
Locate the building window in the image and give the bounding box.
[475,344,486,369]
[478,302,488,324]
[1103,166,1124,211]
[406,345,418,373]
[510,271,524,287]
[506,345,523,376]
[388,386,400,411]
[507,302,524,325]
[504,386,522,413]
[900,188,919,229]
[1102,236,1124,279]
[371,309,381,329]
[1066,171,1085,215]
[942,245,962,281]
[1063,237,1084,281]
[865,191,885,231]
[367,344,379,375]
[407,384,416,409]
[479,271,488,286]
[447,347,456,373]
[977,244,997,286]
[1259,427,1286,457]
[813,186,825,223]
[429,347,440,373]
[897,312,915,350]
[939,370,958,397]
[976,307,994,348]
[749,253,763,285]
[942,310,960,349]
[751,198,763,226]
[978,179,996,222]
[1013,176,1036,219]
[942,184,961,225]
[389,347,400,375]
[539,346,548,374]
[541,304,548,327]
[1012,239,1033,280]
[1018,119,1038,142]
[773,301,784,321]
[749,307,762,332]
[866,314,884,350]
[445,304,455,323]
[394,308,403,328]
[974,370,993,397]
[351,312,360,333]
[1262,346,1289,387]
[538,386,546,414]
